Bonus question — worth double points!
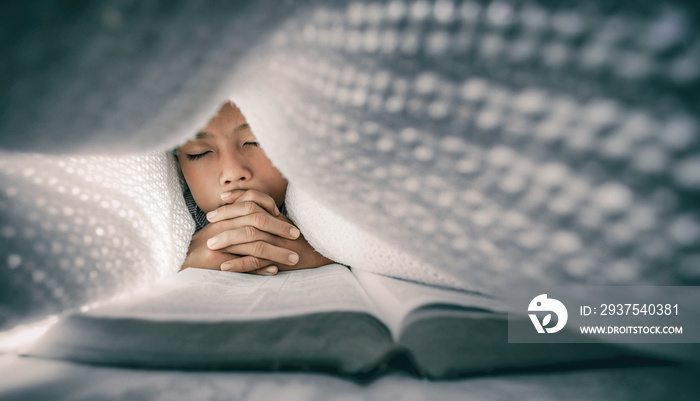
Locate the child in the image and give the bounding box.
[175,101,333,275]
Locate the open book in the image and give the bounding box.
[27,264,643,380]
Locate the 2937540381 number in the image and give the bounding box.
[600,303,678,316]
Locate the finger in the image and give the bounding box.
[209,213,300,243]
[207,201,266,224]
[250,265,278,276]
[220,255,269,273]
[219,189,246,204]
[207,225,264,250]
[223,189,280,216]
[224,241,299,266]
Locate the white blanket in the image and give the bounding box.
[1,0,698,336]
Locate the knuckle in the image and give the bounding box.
[243,225,258,240]
[252,241,266,257]
[245,256,262,271]
[243,201,257,215]
[252,212,267,228]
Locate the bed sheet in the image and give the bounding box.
[1,355,698,401]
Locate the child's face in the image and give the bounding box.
[176,102,288,213]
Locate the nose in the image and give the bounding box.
[219,151,251,186]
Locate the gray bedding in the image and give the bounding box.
[1,355,698,401]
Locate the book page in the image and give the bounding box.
[353,269,508,341]
[90,264,381,321]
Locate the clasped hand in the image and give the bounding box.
[180,190,330,275]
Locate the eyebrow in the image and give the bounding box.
[194,123,250,140]
[234,123,250,134]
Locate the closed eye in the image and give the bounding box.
[243,141,259,147]
[186,151,211,161]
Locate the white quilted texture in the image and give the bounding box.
[285,183,468,290]
[233,1,700,292]
[0,151,194,329]
[1,1,698,331]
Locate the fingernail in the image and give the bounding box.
[274,206,280,216]
[221,263,232,271]
[288,253,299,264]
[290,227,300,238]
[265,266,277,274]
[206,210,217,220]
[207,237,218,248]
[221,191,232,200]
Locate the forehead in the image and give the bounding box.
[205,102,247,132]
[186,103,252,143]
[194,123,251,140]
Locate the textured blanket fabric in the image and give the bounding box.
[1,0,699,331]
